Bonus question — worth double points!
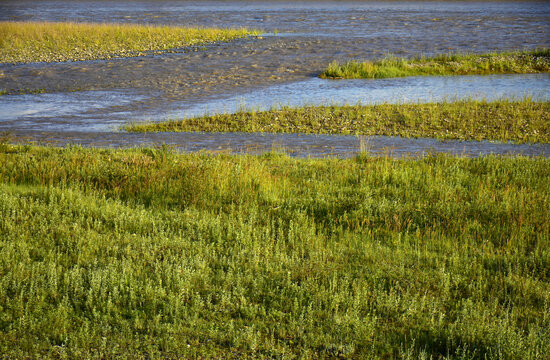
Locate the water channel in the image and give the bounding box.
[1,1,549,157]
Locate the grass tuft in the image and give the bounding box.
[320,49,550,79]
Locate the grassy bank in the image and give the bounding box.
[0,21,259,63]
[320,49,550,79]
[126,99,550,144]
[1,144,549,359]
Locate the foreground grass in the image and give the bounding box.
[320,49,550,79]
[127,99,550,144]
[0,144,549,359]
[0,21,259,63]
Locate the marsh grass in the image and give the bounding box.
[0,144,549,359]
[320,49,550,79]
[0,21,259,63]
[126,99,550,144]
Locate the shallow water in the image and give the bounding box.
[2,74,549,132]
[166,74,550,119]
[8,131,550,158]
[1,1,549,156]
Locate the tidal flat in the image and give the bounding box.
[127,99,550,144]
[1,1,548,133]
[1,144,549,359]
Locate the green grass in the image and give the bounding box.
[320,49,550,79]
[1,143,549,359]
[126,99,550,144]
[0,21,259,64]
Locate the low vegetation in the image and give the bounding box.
[127,99,550,144]
[0,144,549,359]
[0,21,259,63]
[320,49,550,79]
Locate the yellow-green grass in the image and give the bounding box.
[126,99,550,144]
[0,143,549,359]
[320,49,550,79]
[0,21,259,64]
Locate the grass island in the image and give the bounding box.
[320,49,550,79]
[0,21,259,63]
[126,99,550,144]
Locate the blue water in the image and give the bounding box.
[1,73,549,158]
[164,74,550,119]
[2,74,548,133]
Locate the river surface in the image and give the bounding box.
[1,1,549,157]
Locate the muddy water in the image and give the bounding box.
[1,1,549,156]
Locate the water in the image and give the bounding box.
[2,74,549,132]
[168,74,550,119]
[0,90,150,132]
[8,131,550,158]
[1,1,549,157]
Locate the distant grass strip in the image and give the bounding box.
[0,21,259,63]
[320,49,550,79]
[0,144,549,359]
[127,99,550,144]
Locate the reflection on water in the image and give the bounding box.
[0,90,150,132]
[168,74,550,119]
[1,74,548,132]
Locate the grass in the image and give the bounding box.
[0,143,549,359]
[0,21,259,64]
[320,49,550,79]
[126,99,550,144]
[0,87,45,95]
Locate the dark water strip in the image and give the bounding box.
[8,131,550,158]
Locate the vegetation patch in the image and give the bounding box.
[127,99,550,144]
[0,21,259,64]
[320,49,550,79]
[0,144,549,359]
